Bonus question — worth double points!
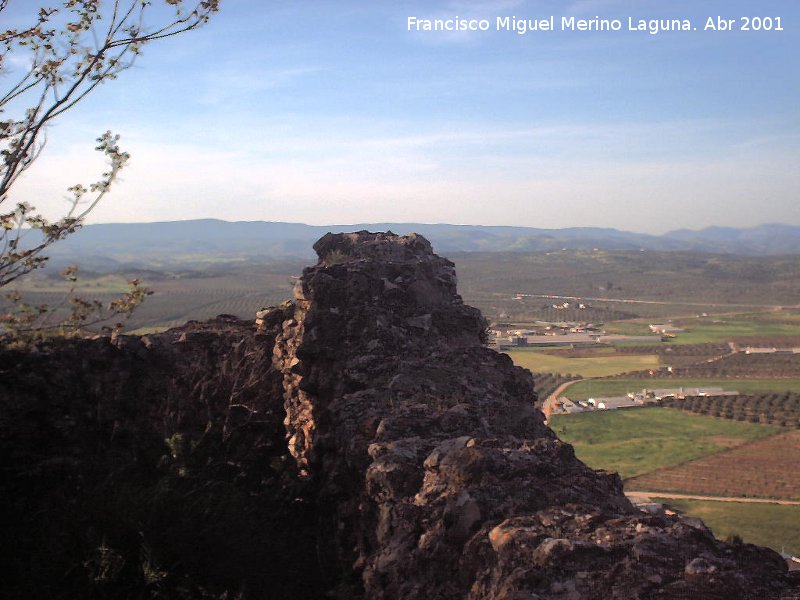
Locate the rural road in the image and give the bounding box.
[625,491,800,506]
[542,379,583,418]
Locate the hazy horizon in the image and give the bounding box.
[75,216,800,237]
[5,0,799,235]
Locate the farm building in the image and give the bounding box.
[742,347,800,355]
[646,387,738,400]
[649,324,685,334]
[498,333,601,349]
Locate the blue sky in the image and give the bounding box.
[6,0,800,233]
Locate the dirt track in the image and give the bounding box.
[543,379,583,418]
[626,491,800,506]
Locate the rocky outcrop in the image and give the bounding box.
[271,232,800,599]
[2,231,799,599]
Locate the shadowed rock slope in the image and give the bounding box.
[0,311,326,598]
[1,231,799,599]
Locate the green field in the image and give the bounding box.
[550,407,780,479]
[602,312,800,345]
[603,321,656,336]
[565,378,800,400]
[660,499,800,556]
[669,313,800,345]
[506,349,660,378]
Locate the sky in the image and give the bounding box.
[4,0,800,234]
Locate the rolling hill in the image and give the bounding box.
[39,220,800,272]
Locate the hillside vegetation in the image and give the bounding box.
[42,221,800,270]
[7,249,800,332]
[454,250,800,315]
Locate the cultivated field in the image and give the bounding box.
[614,343,729,367]
[667,313,800,346]
[504,348,660,378]
[549,407,779,479]
[5,270,297,333]
[603,312,800,345]
[126,272,293,331]
[627,430,800,500]
[662,393,800,428]
[552,408,799,554]
[453,250,800,318]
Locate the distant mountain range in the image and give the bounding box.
[42,219,800,271]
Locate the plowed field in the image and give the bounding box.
[627,430,800,500]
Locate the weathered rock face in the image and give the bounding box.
[2,231,800,599]
[273,231,800,600]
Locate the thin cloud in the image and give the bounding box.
[198,66,324,106]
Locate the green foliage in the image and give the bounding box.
[1,266,151,345]
[1,1,219,285]
[0,132,130,287]
[663,392,800,428]
[0,1,218,339]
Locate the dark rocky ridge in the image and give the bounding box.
[0,311,326,598]
[2,232,799,599]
